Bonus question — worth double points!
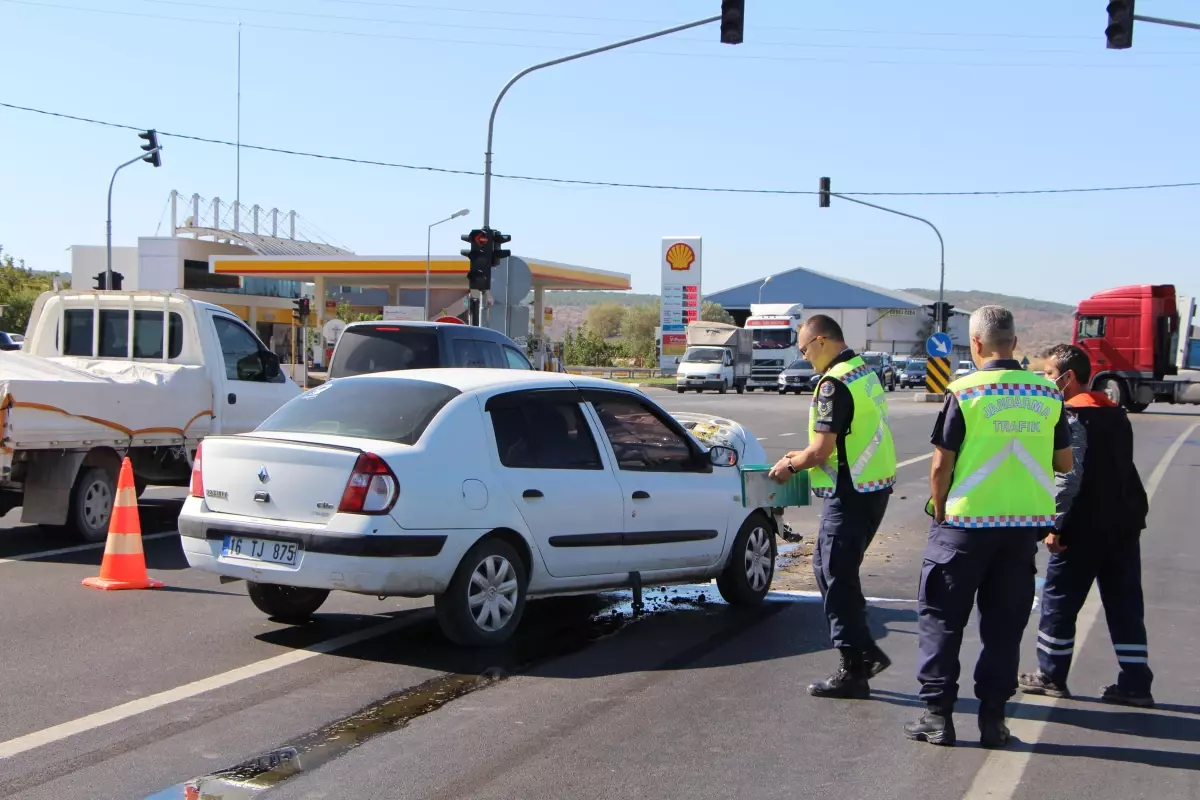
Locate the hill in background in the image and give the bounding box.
[905,289,1076,357]
[542,288,1075,358]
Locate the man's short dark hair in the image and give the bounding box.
[802,314,844,342]
[1045,343,1091,384]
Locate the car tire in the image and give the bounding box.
[888,378,896,392]
[746,386,755,392]
[676,387,685,394]
[435,537,528,647]
[247,582,330,624]
[70,465,117,543]
[735,383,744,395]
[778,388,786,395]
[719,381,728,395]
[717,512,776,606]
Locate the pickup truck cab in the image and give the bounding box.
[0,290,300,540]
[328,321,532,379]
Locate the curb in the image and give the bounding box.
[913,392,946,403]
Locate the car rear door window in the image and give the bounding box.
[490,395,602,470]
[503,346,532,370]
[258,378,459,444]
[330,326,441,378]
[473,340,506,368]
[452,338,496,368]
[588,393,702,473]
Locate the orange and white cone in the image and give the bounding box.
[83,458,164,591]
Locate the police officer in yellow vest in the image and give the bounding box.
[905,306,1072,749]
[770,315,897,698]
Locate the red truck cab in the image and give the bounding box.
[1073,284,1199,411]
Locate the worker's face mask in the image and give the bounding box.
[1051,371,1071,391]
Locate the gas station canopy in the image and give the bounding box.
[210,255,631,291]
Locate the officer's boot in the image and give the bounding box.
[862,641,892,678]
[978,703,1012,750]
[903,707,956,747]
[807,648,871,699]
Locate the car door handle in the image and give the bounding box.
[522,489,544,499]
[632,491,651,500]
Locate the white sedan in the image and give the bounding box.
[180,370,782,645]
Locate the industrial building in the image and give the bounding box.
[705,266,971,360]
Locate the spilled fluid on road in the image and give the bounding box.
[146,586,720,799]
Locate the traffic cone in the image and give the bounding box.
[83,458,164,591]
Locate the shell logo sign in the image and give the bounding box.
[665,242,696,271]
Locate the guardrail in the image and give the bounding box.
[565,366,664,380]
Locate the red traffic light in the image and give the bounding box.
[473,232,488,246]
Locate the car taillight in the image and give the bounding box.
[190,442,204,498]
[338,453,398,514]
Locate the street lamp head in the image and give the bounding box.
[763,275,772,285]
[452,208,470,219]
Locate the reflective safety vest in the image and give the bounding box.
[809,356,897,498]
[932,369,1063,528]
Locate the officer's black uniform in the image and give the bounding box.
[808,349,891,696]
[1026,392,1153,705]
[908,359,1070,746]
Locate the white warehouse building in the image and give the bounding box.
[705,266,971,360]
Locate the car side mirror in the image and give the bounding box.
[709,445,738,467]
[236,352,266,381]
[261,350,282,382]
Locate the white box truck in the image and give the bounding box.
[675,322,753,394]
[0,290,301,540]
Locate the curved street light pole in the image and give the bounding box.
[426,208,470,321]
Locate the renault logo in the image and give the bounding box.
[257,466,270,484]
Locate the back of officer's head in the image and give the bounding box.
[968,305,1017,362]
[802,315,845,344]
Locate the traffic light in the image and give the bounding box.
[93,272,124,290]
[461,228,493,291]
[490,230,511,267]
[138,129,162,168]
[292,297,310,322]
[1106,0,1135,49]
[818,176,831,208]
[720,0,744,45]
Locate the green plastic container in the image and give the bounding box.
[739,465,811,508]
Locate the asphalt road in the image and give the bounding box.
[0,390,1196,800]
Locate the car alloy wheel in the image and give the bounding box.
[467,554,520,633]
[743,525,772,592]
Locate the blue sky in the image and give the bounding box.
[1,0,1197,304]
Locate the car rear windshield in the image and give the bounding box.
[329,325,440,379]
[257,378,460,444]
[862,354,882,366]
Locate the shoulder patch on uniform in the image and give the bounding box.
[819,380,836,397]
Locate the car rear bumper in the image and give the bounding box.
[179,498,480,596]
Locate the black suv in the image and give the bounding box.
[328,321,533,379]
[860,351,896,392]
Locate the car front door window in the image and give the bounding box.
[213,315,274,382]
[503,346,533,370]
[589,394,701,473]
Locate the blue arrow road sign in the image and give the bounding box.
[926,332,953,359]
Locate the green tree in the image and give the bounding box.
[564,323,613,367]
[585,302,627,339]
[335,299,382,323]
[619,301,660,353]
[0,247,62,334]
[701,301,734,324]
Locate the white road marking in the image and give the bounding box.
[778,432,799,437]
[770,589,916,605]
[0,532,176,567]
[0,615,414,760]
[961,420,1198,800]
[897,453,933,469]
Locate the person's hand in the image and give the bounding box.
[784,450,801,460]
[934,506,946,524]
[1044,533,1067,554]
[768,457,793,484]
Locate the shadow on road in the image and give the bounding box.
[0,499,185,565]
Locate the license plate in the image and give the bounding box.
[221,536,300,566]
[689,377,704,382]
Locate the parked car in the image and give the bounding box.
[180,370,782,646]
[860,351,896,391]
[954,360,975,378]
[898,359,927,388]
[327,321,532,380]
[777,358,820,394]
[0,332,21,351]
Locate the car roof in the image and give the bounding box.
[341,320,518,342]
[334,368,642,397]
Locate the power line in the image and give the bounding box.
[6,0,1200,66]
[4,101,1199,198]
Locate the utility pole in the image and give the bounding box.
[817,176,947,333]
[473,4,744,324]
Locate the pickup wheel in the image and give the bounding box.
[247,582,330,624]
[719,381,728,395]
[717,512,776,606]
[436,538,528,646]
[70,465,116,543]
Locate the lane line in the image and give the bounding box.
[897,453,933,469]
[0,615,414,760]
[961,420,1198,800]
[771,589,916,605]
[778,432,799,437]
[0,532,176,566]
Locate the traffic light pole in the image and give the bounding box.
[106,147,161,291]
[826,192,947,333]
[475,14,720,325]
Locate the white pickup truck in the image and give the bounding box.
[0,290,301,540]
